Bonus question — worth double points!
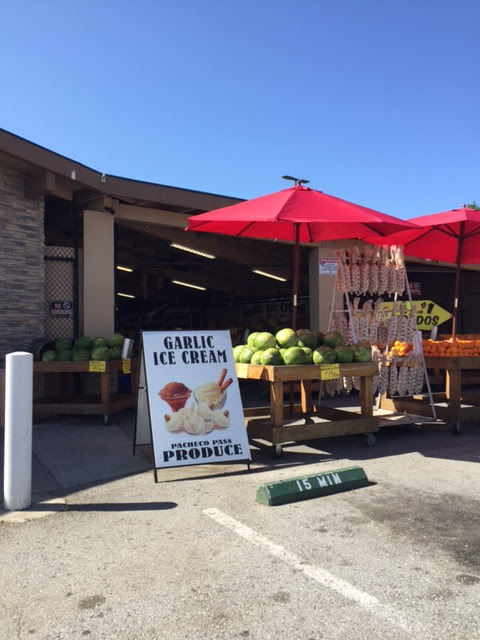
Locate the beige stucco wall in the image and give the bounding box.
[82,209,115,338]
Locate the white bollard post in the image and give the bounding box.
[3,351,33,511]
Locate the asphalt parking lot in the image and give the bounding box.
[1,405,480,640]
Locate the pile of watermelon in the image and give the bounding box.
[41,333,125,362]
[232,328,371,366]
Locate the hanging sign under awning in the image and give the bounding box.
[377,300,452,331]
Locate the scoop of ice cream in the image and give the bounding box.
[159,382,192,412]
[194,382,226,409]
[159,381,190,399]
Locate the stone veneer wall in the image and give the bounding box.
[0,161,45,365]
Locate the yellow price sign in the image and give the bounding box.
[122,358,131,374]
[377,300,452,331]
[415,300,452,330]
[320,363,340,380]
[89,360,106,372]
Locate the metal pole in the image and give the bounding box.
[451,222,465,341]
[3,352,33,511]
[291,222,300,330]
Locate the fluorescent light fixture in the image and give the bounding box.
[252,269,287,282]
[117,292,135,298]
[171,280,206,291]
[117,265,133,272]
[170,243,216,259]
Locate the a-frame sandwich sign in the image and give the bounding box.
[134,330,251,481]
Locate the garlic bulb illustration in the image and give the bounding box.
[197,401,215,421]
[203,420,215,434]
[212,409,230,429]
[181,404,208,435]
[164,412,184,432]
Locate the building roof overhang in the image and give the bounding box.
[0,127,243,214]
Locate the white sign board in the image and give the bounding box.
[319,258,338,276]
[140,330,251,470]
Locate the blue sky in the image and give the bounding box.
[2,0,479,218]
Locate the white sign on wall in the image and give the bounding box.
[319,258,338,276]
[138,330,251,476]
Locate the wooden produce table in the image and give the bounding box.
[379,355,480,434]
[235,361,379,455]
[33,359,138,424]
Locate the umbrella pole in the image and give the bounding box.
[451,223,465,341]
[288,223,301,413]
[291,223,300,331]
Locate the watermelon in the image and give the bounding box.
[283,346,308,365]
[301,347,314,363]
[250,350,264,365]
[334,345,354,363]
[323,331,345,349]
[73,348,91,362]
[56,349,73,362]
[352,343,372,362]
[239,346,256,364]
[41,350,57,362]
[74,336,92,350]
[233,345,246,362]
[313,330,325,346]
[91,337,109,350]
[260,348,283,366]
[313,345,336,364]
[55,338,72,353]
[247,332,259,348]
[275,328,298,349]
[254,332,276,351]
[108,333,125,348]
[109,347,123,359]
[296,329,318,350]
[90,346,110,361]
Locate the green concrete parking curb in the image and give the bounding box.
[256,465,369,506]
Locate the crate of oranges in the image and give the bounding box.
[438,334,480,341]
[387,341,414,358]
[422,338,480,357]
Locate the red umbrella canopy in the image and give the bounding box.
[187,185,417,241]
[187,185,418,329]
[364,207,480,264]
[363,206,480,339]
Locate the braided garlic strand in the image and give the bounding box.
[369,248,380,294]
[394,246,406,295]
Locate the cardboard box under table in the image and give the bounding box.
[235,362,379,455]
[33,359,138,424]
[379,355,480,433]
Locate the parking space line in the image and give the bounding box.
[203,507,412,634]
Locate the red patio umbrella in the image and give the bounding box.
[364,206,480,339]
[187,185,418,328]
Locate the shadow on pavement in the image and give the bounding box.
[2,381,480,505]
